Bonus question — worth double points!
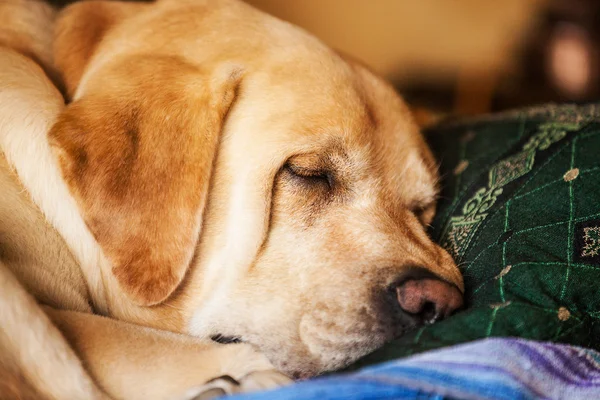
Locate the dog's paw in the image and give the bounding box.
[184,370,292,400]
[184,375,239,400]
[237,369,292,392]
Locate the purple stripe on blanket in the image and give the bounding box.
[226,338,600,400]
[512,341,600,385]
[546,347,600,380]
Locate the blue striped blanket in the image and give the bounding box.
[227,338,600,400]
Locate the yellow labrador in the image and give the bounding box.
[0,0,464,399]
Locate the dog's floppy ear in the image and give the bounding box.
[50,58,243,306]
[50,3,244,306]
[54,0,147,97]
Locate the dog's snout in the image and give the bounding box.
[394,268,463,324]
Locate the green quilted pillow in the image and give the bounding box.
[353,103,600,368]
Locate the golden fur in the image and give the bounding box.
[0,0,463,399]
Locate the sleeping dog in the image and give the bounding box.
[0,0,463,399]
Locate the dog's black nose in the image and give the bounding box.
[394,268,463,324]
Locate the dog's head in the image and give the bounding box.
[50,0,463,378]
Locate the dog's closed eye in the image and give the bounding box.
[284,153,335,190]
[412,202,437,226]
[285,163,333,189]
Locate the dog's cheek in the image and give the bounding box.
[246,254,380,376]
[244,183,385,375]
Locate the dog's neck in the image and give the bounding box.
[0,47,111,312]
[0,152,92,312]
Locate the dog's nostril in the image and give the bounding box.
[419,301,437,324]
[395,274,463,324]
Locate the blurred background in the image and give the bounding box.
[48,0,600,119]
[245,0,600,119]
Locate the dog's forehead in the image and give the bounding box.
[355,78,439,207]
[251,59,438,207]
[340,114,438,208]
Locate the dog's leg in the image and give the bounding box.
[0,261,108,400]
[44,308,291,400]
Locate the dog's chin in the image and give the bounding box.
[205,319,410,379]
[252,335,387,380]
[280,323,421,378]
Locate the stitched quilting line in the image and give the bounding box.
[483,291,583,343]
[463,210,600,273]
[462,165,598,271]
[489,280,577,319]
[580,129,600,140]
[435,117,527,241]
[463,234,506,273]
[438,115,598,238]
[469,260,600,297]
[455,121,527,170]
[552,321,585,342]
[499,200,511,303]
[413,327,425,345]
[486,307,499,337]
[511,211,600,237]
[504,301,582,321]
[498,275,506,303]
[510,179,564,201]
[450,126,599,262]
[458,300,584,321]
[437,120,527,239]
[511,166,600,201]
[407,301,588,354]
[443,123,587,261]
[586,311,600,319]
[461,143,570,261]
[561,137,578,301]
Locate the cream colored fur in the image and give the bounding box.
[0,2,287,399]
[0,0,463,399]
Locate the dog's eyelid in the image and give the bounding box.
[410,199,437,227]
[284,162,334,188]
[410,200,435,215]
[287,163,325,176]
[286,153,328,168]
